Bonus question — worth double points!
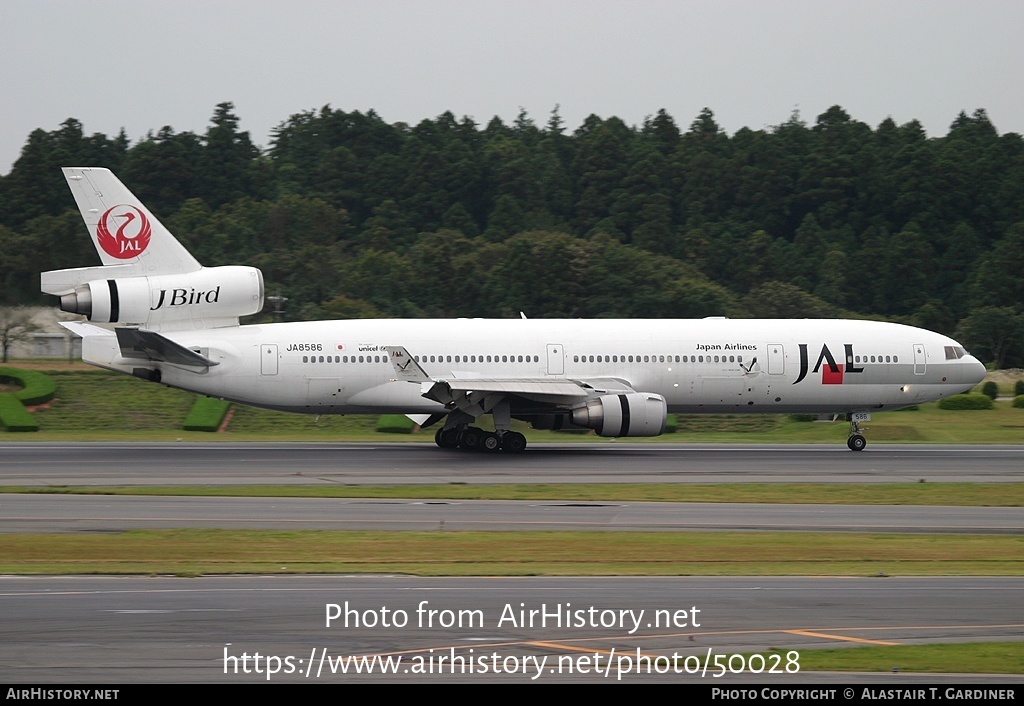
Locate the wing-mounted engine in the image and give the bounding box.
[43,265,264,330]
[570,392,667,437]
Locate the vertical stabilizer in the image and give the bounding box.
[62,167,201,275]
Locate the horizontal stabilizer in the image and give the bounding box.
[58,321,114,338]
[42,264,136,295]
[115,328,218,368]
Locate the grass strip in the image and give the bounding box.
[795,642,1024,674]
[1,530,1021,576]
[4,483,1023,506]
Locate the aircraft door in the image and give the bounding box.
[914,344,926,375]
[546,343,564,375]
[767,344,785,375]
[261,344,278,375]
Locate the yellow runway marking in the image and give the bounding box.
[527,640,662,660]
[785,629,900,645]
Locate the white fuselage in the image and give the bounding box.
[82,317,986,417]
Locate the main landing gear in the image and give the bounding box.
[434,426,527,453]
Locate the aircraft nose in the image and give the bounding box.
[966,356,987,385]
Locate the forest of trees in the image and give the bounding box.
[1,102,1023,366]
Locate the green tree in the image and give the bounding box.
[955,306,1024,369]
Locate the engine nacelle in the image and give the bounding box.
[570,392,667,437]
[58,266,264,328]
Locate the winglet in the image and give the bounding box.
[385,346,430,382]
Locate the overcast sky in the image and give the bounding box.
[2,0,1022,174]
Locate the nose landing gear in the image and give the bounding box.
[847,413,869,451]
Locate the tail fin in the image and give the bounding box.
[42,168,263,331]
[62,167,201,274]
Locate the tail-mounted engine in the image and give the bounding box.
[47,266,264,329]
[571,392,667,437]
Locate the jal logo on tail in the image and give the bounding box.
[97,205,152,259]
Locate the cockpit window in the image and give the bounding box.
[945,346,966,360]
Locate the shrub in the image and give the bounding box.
[0,367,56,406]
[0,393,38,431]
[376,414,416,433]
[1013,396,1024,409]
[938,394,994,410]
[981,381,999,400]
[1015,380,1024,397]
[182,397,231,431]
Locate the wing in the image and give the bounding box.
[385,345,636,416]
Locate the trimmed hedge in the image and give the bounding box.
[0,367,57,405]
[938,393,994,410]
[981,381,999,400]
[0,393,38,431]
[1013,396,1024,409]
[182,396,232,431]
[376,414,416,434]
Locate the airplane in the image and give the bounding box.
[42,167,987,453]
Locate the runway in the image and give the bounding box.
[2,442,1023,485]
[0,575,1021,683]
[1,441,1021,683]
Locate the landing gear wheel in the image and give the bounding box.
[482,432,501,452]
[436,427,461,449]
[458,427,484,450]
[501,431,527,453]
[847,434,866,452]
